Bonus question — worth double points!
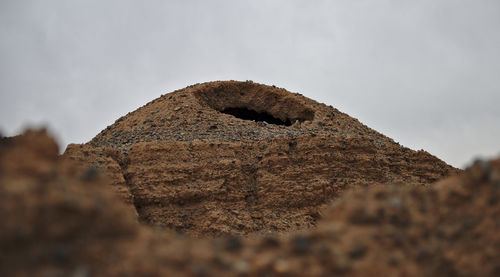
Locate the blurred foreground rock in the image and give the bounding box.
[1,129,499,276]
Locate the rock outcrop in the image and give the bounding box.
[64,80,459,236]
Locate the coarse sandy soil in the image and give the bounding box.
[2,81,498,276]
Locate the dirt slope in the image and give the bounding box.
[63,81,459,236]
[1,130,498,276]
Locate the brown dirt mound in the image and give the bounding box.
[1,130,498,276]
[63,80,459,236]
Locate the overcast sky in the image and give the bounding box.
[1,0,499,168]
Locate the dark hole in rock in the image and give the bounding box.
[221,107,292,126]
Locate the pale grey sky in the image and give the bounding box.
[1,0,499,168]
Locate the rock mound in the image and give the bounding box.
[64,80,459,236]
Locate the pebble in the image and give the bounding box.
[72,267,90,277]
[291,235,310,255]
[224,236,242,252]
[233,260,249,274]
[349,244,366,260]
[82,167,100,182]
[273,259,290,273]
[389,197,402,208]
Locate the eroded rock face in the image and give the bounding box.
[125,135,456,236]
[62,144,136,212]
[64,80,460,236]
